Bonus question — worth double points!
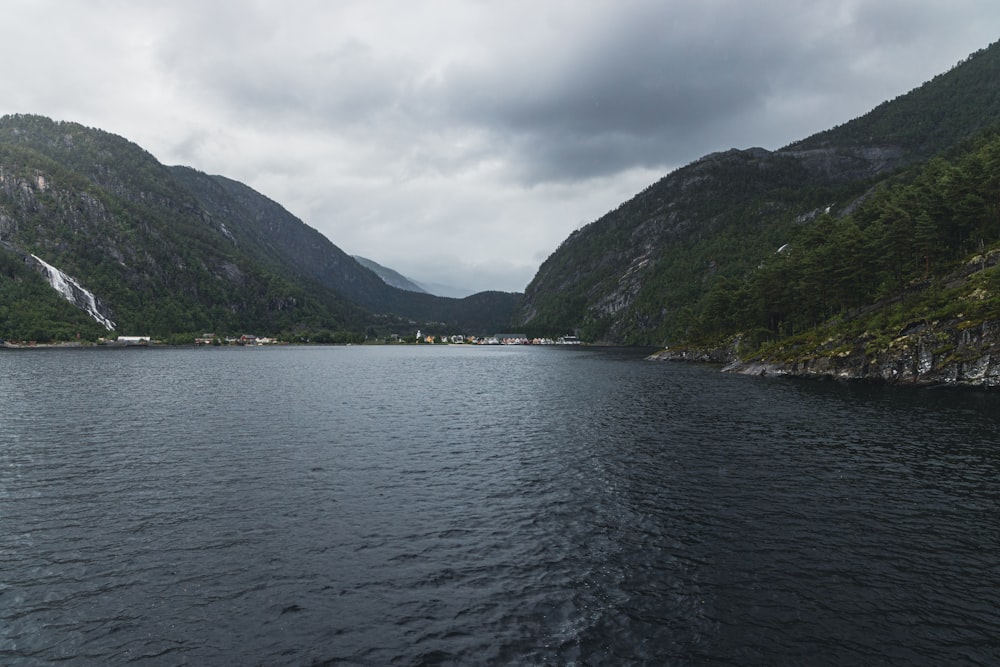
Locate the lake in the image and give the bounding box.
[2,345,999,665]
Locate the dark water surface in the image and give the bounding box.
[2,345,999,665]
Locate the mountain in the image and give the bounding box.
[0,114,519,341]
[351,256,428,294]
[516,40,1000,354]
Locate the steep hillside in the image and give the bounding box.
[171,167,521,331]
[517,40,1000,346]
[0,116,369,337]
[0,115,518,339]
[519,146,880,344]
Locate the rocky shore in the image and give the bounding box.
[649,317,1000,389]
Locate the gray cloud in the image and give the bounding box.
[421,1,1000,183]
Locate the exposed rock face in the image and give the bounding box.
[646,343,736,365]
[717,319,1000,389]
[783,145,906,181]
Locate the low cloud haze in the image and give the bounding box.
[3,1,999,292]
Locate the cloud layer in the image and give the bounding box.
[2,1,999,292]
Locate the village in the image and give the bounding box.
[191,332,583,346]
[411,331,581,346]
[1,331,583,348]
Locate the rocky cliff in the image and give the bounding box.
[714,318,1000,389]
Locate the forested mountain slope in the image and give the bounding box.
[516,40,1000,348]
[0,115,519,340]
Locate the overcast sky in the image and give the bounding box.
[2,1,999,293]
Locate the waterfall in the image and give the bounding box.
[31,254,116,331]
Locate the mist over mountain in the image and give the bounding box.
[351,256,429,294]
[350,256,478,299]
[412,280,478,300]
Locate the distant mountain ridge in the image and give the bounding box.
[351,256,428,294]
[416,280,477,299]
[0,114,520,340]
[352,255,478,298]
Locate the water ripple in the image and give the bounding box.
[2,346,1000,665]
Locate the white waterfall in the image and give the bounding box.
[31,254,116,331]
